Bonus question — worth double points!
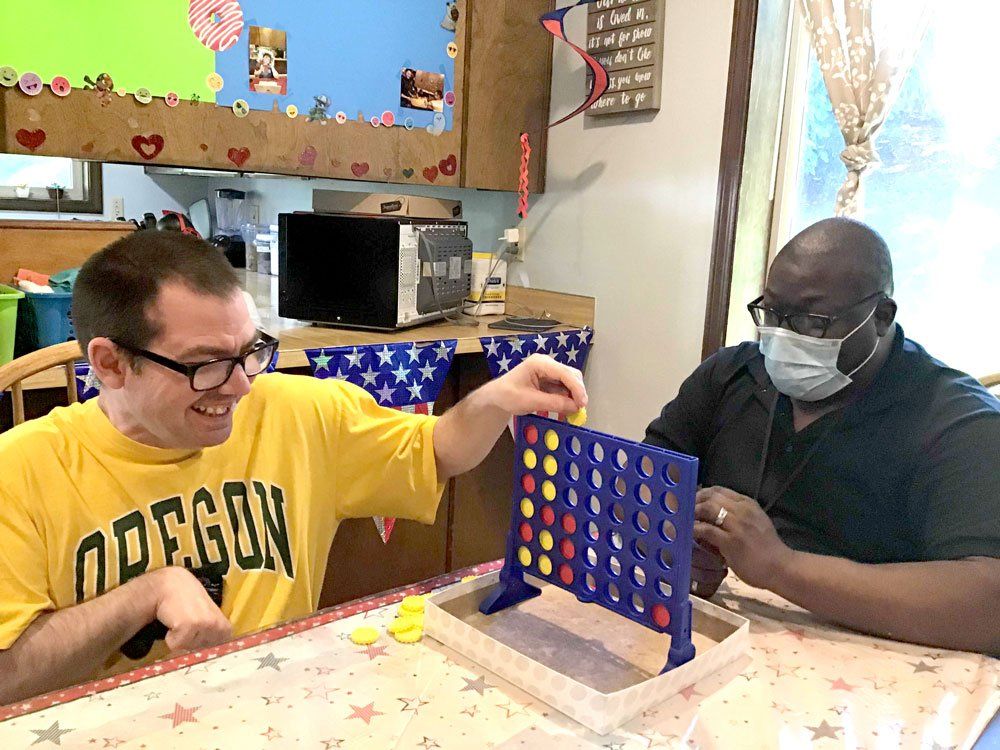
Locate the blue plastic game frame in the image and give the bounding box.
[479,415,700,673]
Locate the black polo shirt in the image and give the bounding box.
[644,327,1000,564]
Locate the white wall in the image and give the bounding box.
[524,0,735,438]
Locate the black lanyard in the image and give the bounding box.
[751,391,842,512]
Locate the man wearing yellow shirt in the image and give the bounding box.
[0,232,587,703]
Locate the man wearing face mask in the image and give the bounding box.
[645,217,1000,653]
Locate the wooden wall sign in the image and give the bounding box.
[585,0,665,116]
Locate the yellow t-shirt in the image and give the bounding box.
[0,373,443,674]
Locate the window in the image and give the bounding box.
[768,3,1000,378]
[0,154,102,214]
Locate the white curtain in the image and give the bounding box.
[798,0,932,216]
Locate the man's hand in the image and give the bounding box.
[483,354,587,417]
[690,541,729,598]
[146,567,232,653]
[693,486,794,589]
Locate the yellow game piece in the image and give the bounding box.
[400,595,426,614]
[388,617,419,634]
[567,408,588,426]
[394,627,424,644]
[538,554,553,576]
[542,455,558,476]
[518,546,532,566]
[520,498,535,518]
[541,480,556,501]
[539,529,553,551]
[522,449,537,470]
[350,626,379,645]
[544,429,560,451]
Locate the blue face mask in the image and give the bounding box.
[757,304,879,402]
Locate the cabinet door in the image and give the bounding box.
[461,0,554,193]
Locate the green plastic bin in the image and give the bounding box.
[0,284,25,365]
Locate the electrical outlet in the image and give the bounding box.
[110,196,125,219]
[509,223,527,261]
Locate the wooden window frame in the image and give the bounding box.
[0,160,103,214]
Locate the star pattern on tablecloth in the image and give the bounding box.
[805,719,842,740]
[460,675,493,695]
[346,702,384,725]
[158,703,199,729]
[320,739,344,749]
[358,644,389,661]
[100,739,125,748]
[302,685,336,701]
[261,695,284,705]
[29,721,74,746]
[397,696,431,713]
[417,738,440,749]
[261,726,282,741]
[254,652,289,671]
[910,659,940,674]
[828,677,858,691]
[678,684,702,701]
[495,699,529,719]
[460,704,479,718]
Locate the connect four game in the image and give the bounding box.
[479,415,700,673]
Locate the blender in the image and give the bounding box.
[210,189,248,268]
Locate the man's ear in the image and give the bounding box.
[88,337,131,389]
[874,297,897,336]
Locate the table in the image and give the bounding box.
[1,562,996,749]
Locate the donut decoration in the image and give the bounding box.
[188,0,244,53]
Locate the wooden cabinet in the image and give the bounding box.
[0,1,552,193]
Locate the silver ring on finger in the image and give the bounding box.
[714,506,729,528]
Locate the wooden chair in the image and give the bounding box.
[981,372,1000,390]
[0,341,83,427]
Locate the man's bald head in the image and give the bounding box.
[772,218,893,303]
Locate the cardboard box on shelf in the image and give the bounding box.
[312,190,462,220]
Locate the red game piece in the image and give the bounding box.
[521,474,536,494]
[651,604,671,628]
[559,563,574,585]
[560,537,575,559]
[561,513,577,534]
[519,522,533,543]
[540,505,555,526]
[524,424,538,445]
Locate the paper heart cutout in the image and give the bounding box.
[351,162,370,177]
[227,147,250,168]
[299,145,318,167]
[439,154,457,177]
[199,143,209,152]
[331,159,342,168]
[383,167,392,177]
[131,134,164,161]
[81,141,95,153]
[402,168,414,178]
[15,128,45,152]
[423,166,439,183]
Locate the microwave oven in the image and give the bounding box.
[278,212,473,330]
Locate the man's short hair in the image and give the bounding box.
[72,231,241,359]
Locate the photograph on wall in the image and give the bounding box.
[399,68,445,112]
[248,26,288,95]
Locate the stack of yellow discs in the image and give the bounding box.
[390,595,427,643]
[567,407,588,426]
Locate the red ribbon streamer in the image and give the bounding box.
[518,133,531,219]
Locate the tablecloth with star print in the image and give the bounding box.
[0,562,996,749]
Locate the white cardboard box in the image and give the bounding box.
[424,571,750,735]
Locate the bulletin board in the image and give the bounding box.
[1,0,456,131]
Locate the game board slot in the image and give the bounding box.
[662,490,679,513]
[659,520,677,543]
[609,502,626,525]
[636,482,653,505]
[613,448,629,471]
[634,510,651,534]
[638,454,655,478]
[589,441,605,463]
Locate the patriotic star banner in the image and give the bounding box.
[541,1,609,127]
[479,327,593,380]
[305,340,458,543]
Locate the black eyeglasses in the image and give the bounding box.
[112,332,279,391]
[747,291,885,338]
